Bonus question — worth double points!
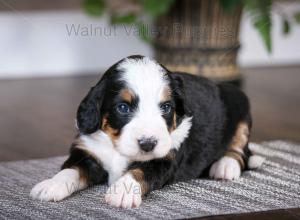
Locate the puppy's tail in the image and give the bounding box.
[247,143,265,169]
[248,155,265,169]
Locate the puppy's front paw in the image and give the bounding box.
[209,156,241,180]
[30,178,72,202]
[105,174,142,208]
[30,169,82,202]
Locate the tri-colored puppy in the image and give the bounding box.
[30,55,263,208]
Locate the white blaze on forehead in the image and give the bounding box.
[118,57,169,110]
[115,57,172,160]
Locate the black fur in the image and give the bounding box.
[129,73,252,193]
[62,146,108,186]
[77,59,139,134]
[65,55,252,193]
[76,80,107,134]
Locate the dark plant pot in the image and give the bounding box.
[154,0,243,85]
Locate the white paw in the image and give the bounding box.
[30,178,72,201]
[30,169,83,202]
[105,174,142,208]
[209,156,241,180]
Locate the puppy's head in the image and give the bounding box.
[77,55,190,161]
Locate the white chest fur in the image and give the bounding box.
[80,131,129,185]
[78,116,192,185]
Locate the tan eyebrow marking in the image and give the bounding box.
[160,86,172,102]
[120,89,134,103]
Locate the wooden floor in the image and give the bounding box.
[0,65,299,220]
[0,65,299,162]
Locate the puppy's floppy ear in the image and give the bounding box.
[76,78,106,134]
[169,74,191,118]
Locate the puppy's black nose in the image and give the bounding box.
[138,137,158,152]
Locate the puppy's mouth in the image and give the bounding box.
[131,149,170,162]
[114,134,172,161]
[130,153,156,162]
[116,148,161,162]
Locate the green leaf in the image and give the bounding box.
[111,14,137,25]
[243,0,272,53]
[219,0,242,12]
[294,12,300,24]
[141,0,175,18]
[137,22,152,43]
[282,18,290,35]
[83,0,105,16]
[254,19,272,52]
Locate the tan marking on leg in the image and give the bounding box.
[224,150,245,169]
[68,141,98,186]
[225,121,250,169]
[74,166,89,186]
[130,169,148,196]
[120,89,134,103]
[229,122,249,152]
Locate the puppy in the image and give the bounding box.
[30,55,263,208]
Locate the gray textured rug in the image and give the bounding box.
[0,141,300,219]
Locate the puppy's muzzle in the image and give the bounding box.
[137,137,158,152]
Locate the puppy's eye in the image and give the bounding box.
[160,103,172,115]
[116,103,131,114]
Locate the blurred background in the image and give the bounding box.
[0,0,299,161]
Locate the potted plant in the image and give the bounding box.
[83,0,300,85]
